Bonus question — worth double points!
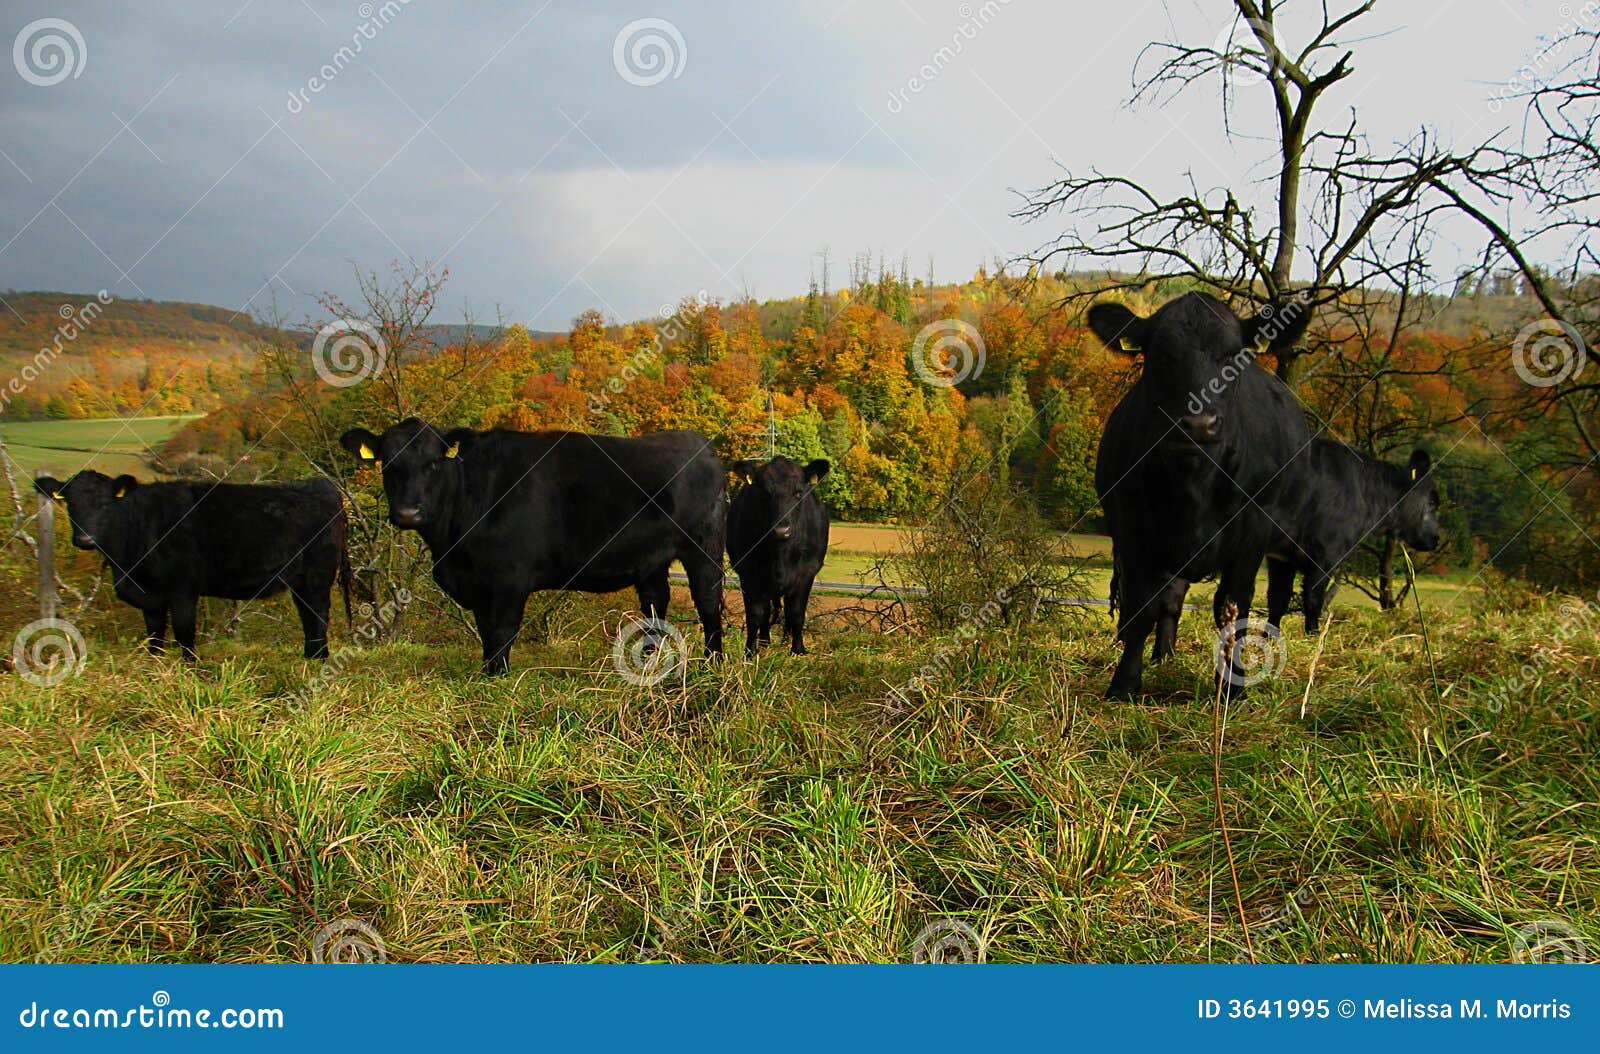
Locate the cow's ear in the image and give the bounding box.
[732,459,761,484]
[804,459,830,486]
[339,428,381,462]
[112,475,138,499]
[442,428,474,460]
[34,476,63,501]
[1086,302,1146,355]
[1240,298,1312,354]
[1408,449,1432,481]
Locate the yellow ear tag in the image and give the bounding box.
[358,443,376,461]
[444,441,460,459]
[1118,338,1141,352]
[51,493,66,504]
[115,485,127,499]
[1411,467,1419,481]
[807,473,820,485]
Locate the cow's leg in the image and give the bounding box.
[784,580,814,655]
[742,590,768,656]
[142,606,168,655]
[475,592,528,676]
[171,595,199,662]
[1215,553,1266,697]
[636,568,671,623]
[1266,556,1296,630]
[1303,570,1333,634]
[762,596,782,646]
[1108,568,1161,700]
[1151,575,1189,661]
[635,567,672,654]
[289,583,331,661]
[681,546,725,657]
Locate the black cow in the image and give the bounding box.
[33,471,350,660]
[1089,292,1313,699]
[727,456,830,655]
[1266,442,1441,632]
[338,419,726,675]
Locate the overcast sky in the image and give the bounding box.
[0,0,1564,329]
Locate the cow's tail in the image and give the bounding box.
[334,504,354,628]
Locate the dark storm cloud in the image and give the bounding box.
[0,0,1553,327]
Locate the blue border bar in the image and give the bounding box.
[3,965,1595,1051]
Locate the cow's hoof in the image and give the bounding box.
[1105,681,1138,701]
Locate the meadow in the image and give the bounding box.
[2,416,201,479]
[2,571,1594,964]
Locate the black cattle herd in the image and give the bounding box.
[32,294,1444,697]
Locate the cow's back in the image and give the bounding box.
[438,429,724,597]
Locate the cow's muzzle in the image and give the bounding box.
[772,524,794,541]
[392,506,424,528]
[72,532,95,549]
[1177,412,1222,444]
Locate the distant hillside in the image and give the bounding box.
[0,292,286,421]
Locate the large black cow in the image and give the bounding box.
[727,456,830,655]
[338,419,726,674]
[1266,441,1441,632]
[33,471,350,660]
[1089,292,1312,699]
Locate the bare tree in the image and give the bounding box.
[1430,24,1600,459]
[1015,0,1500,382]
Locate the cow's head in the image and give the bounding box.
[340,418,470,531]
[1394,449,1442,551]
[34,470,139,551]
[1087,292,1311,449]
[733,456,828,542]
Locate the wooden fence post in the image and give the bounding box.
[36,473,57,621]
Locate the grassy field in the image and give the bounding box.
[1,583,1595,964]
[823,522,1474,614]
[1,415,200,478]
